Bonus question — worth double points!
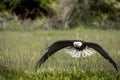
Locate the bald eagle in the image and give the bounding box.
[34,40,119,72]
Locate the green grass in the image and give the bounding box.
[0,27,120,80]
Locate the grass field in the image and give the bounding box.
[0,27,120,80]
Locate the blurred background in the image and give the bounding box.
[0,0,120,30]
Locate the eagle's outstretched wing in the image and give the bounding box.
[34,40,73,71]
[86,42,119,71]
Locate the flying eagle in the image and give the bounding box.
[34,40,119,72]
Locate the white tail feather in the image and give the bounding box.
[65,47,95,58]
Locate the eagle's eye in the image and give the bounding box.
[73,42,82,48]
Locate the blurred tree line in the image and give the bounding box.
[0,0,55,19]
[0,0,120,29]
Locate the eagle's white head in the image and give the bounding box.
[73,41,82,48]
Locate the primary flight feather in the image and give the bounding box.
[34,40,119,72]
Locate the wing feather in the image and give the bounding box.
[34,40,73,71]
[86,42,119,71]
